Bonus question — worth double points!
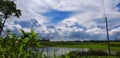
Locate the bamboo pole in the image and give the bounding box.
[102,0,111,55]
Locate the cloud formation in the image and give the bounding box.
[4,0,120,41]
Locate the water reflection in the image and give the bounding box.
[39,47,89,57]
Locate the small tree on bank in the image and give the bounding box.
[0,0,21,36]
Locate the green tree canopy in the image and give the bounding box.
[0,0,21,36]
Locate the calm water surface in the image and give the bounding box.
[39,47,89,57]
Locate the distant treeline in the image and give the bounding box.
[49,39,120,43]
[40,38,50,42]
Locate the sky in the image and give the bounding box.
[4,0,120,41]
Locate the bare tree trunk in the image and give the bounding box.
[0,18,7,36]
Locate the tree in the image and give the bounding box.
[0,0,21,36]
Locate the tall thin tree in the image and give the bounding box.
[0,0,21,36]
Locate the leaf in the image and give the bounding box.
[20,29,29,38]
[31,29,36,38]
[12,33,17,39]
[20,45,23,54]
[20,29,25,35]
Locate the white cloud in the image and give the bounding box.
[3,0,120,40]
[109,27,120,35]
[86,28,104,34]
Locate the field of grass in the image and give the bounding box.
[75,56,120,58]
[56,56,120,58]
[40,41,120,51]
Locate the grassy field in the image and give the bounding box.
[40,41,120,51]
[55,55,120,58]
[39,41,120,58]
[74,56,120,58]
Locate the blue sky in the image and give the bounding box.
[4,0,120,41]
[42,10,74,24]
[116,3,120,11]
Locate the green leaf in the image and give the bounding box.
[12,33,17,39]
[20,29,25,35]
[20,45,23,54]
[31,29,37,38]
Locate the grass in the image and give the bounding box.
[40,41,120,51]
[79,56,120,58]
[46,56,120,58]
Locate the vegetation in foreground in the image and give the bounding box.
[0,29,120,58]
[0,29,42,58]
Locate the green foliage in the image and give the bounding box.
[54,48,57,58]
[0,0,21,36]
[0,0,21,19]
[20,29,39,39]
[0,29,43,58]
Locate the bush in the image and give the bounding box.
[0,29,43,58]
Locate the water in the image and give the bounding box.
[39,47,89,57]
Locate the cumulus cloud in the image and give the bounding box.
[4,0,120,41]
